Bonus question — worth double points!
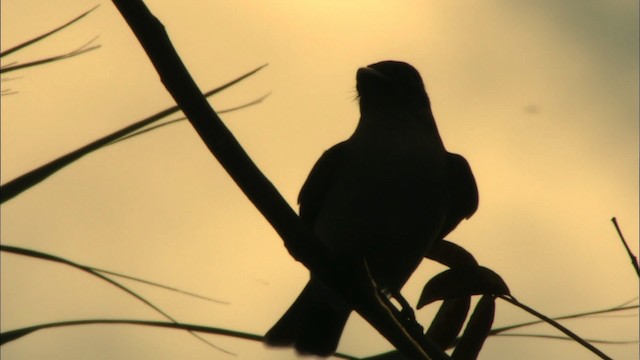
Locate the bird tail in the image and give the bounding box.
[265,279,351,356]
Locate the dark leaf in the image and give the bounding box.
[426,297,471,350]
[418,266,509,308]
[426,240,478,268]
[451,295,495,360]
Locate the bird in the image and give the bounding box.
[265,60,478,356]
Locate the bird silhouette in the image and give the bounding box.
[265,60,478,356]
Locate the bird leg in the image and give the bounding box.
[360,259,424,336]
[389,290,424,336]
[388,291,414,321]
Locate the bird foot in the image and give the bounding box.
[391,291,424,335]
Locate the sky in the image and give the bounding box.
[1,1,638,359]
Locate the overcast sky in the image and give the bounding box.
[1,1,638,359]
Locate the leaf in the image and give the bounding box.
[452,295,495,360]
[418,266,509,308]
[425,296,471,350]
[426,240,478,268]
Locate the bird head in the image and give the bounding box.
[356,60,431,115]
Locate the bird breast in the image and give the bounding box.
[312,126,449,290]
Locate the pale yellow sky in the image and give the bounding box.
[1,1,638,359]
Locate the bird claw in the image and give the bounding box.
[391,291,424,336]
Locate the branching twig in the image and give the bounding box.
[492,333,638,345]
[611,217,640,277]
[0,64,267,204]
[0,319,360,360]
[1,89,18,96]
[497,295,613,360]
[90,268,228,304]
[108,93,271,145]
[0,42,101,74]
[0,245,231,353]
[489,302,638,336]
[0,5,100,58]
[0,244,227,304]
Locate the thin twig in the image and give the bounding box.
[0,319,360,360]
[0,5,100,57]
[611,217,640,277]
[90,267,228,304]
[0,76,23,81]
[0,44,101,74]
[489,302,638,335]
[492,333,638,345]
[108,93,271,145]
[613,296,640,308]
[0,245,232,354]
[0,64,267,204]
[0,61,18,68]
[498,295,613,360]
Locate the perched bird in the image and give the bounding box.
[265,60,478,356]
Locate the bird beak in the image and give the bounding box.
[357,66,385,82]
[356,66,389,97]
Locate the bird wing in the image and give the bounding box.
[298,141,348,226]
[438,152,479,239]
